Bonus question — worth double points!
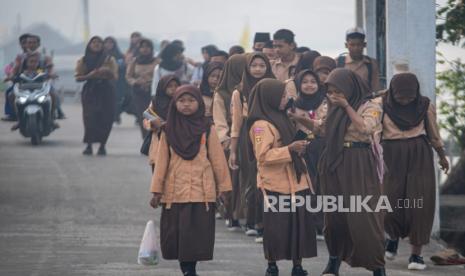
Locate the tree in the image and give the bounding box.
[436,0,465,194]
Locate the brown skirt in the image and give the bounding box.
[383,135,435,246]
[160,202,215,262]
[238,120,261,227]
[81,80,115,144]
[319,147,385,271]
[262,189,317,261]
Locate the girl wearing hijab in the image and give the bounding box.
[248,78,316,276]
[313,56,337,83]
[287,69,327,240]
[125,31,142,65]
[104,36,128,124]
[229,52,275,240]
[126,38,158,138]
[212,53,248,229]
[151,42,194,93]
[316,68,386,276]
[293,50,321,77]
[144,75,181,171]
[199,61,223,119]
[191,45,218,86]
[75,36,118,156]
[382,73,449,270]
[149,85,232,276]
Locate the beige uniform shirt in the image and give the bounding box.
[250,120,311,195]
[339,55,381,91]
[382,101,444,149]
[150,126,232,209]
[271,53,300,82]
[212,93,231,143]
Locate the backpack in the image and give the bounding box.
[337,54,373,90]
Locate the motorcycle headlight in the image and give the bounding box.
[37,95,46,103]
[18,96,28,104]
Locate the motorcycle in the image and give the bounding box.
[13,72,55,145]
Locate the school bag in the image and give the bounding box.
[336,53,373,90]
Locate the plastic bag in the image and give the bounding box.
[137,220,160,266]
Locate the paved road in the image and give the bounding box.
[0,101,463,276]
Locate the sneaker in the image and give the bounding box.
[265,265,279,276]
[225,219,230,227]
[245,225,258,236]
[255,228,264,243]
[408,254,426,270]
[385,239,399,260]
[322,256,341,276]
[227,219,242,232]
[291,265,308,276]
[373,267,386,276]
[316,229,325,241]
[215,212,222,219]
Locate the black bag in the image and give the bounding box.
[140,131,153,156]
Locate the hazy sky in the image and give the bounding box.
[0,0,356,57]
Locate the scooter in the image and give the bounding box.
[13,72,55,145]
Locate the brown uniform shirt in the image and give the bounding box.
[230,89,248,139]
[125,60,157,89]
[344,100,383,143]
[271,53,300,82]
[150,126,232,209]
[339,55,381,91]
[249,120,311,195]
[382,101,444,150]
[203,95,214,118]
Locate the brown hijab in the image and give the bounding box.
[164,85,212,160]
[216,54,248,116]
[83,36,108,73]
[322,68,370,172]
[199,61,224,97]
[247,78,307,182]
[239,52,275,102]
[313,56,337,73]
[383,73,430,131]
[294,50,321,75]
[151,75,180,120]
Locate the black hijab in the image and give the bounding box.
[383,73,430,131]
[83,36,107,73]
[294,69,325,111]
[151,75,181,121]
[199,62,224,97]
[135,38,155,65]
[160,42,184,71]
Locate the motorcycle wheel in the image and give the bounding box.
[28,114,42,145]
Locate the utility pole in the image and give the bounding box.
[82,0,90,42]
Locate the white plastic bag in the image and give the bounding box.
[137,220,160,266]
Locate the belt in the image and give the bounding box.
[343,141,370,148]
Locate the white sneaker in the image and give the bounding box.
[408,255,427,270]
[385,251,397,261]
[255,236,263,243]
[245,228,258,236]
[215,212,222,219]
[316,234,325,241]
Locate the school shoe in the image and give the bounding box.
[408,254,427,270]
[316,229,325,241]
[215,212,222,219]
[227,219,242,232]
[255,228,264,243]
[245,225,258,236]
[82,145,93,155]
[97,146,107,156]
[291,265,308,276]
[265,265,279,276]
[321,256,341,276]
[373,267,386,276]
[385,238,399,260]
